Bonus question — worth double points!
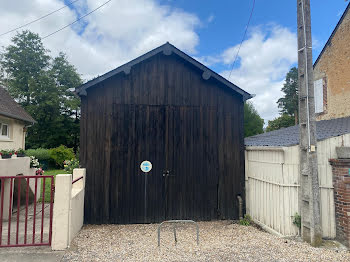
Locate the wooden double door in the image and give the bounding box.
[109,104,220,224]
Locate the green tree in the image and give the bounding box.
[277,67,299,124]
[50,53,81,150]
[0,30,50,106]
[244,102,264,137]
[0,30,82,149]
[266,114,295,132]
[50,52,81,115]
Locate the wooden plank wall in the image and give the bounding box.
[80,52,245,224]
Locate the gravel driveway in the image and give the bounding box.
[62,221,350,262]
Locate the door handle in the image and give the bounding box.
[162,170,170,177]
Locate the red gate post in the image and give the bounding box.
[16,177,21,244]
[32,177,38,244]
[48,177,54,245]
[40,177,46,243]
[7,178,13,245]
[24,178,29,244]
[0,179,4,245]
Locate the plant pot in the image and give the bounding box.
[16,154,25,157]
[1,155,12,159]
[336,147,350,159]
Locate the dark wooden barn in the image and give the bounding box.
[76,43,252,224]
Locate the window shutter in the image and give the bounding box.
[314,79,323,113]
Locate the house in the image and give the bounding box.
[245,117,350,238]
[313,3,350,120]
[0,86,35,150]
[75,42,252,224]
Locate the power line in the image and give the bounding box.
[42,0,113,40]
[0,0,80,37]
[228,0,256,80]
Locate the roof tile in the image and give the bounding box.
[245,116,350,147]
[0,86,35,123]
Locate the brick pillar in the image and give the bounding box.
[329,159,350,247]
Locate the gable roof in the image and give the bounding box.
[0,86,36,124]
[75,42,252,101]
[245,116,350,147]
[314,2,350,67]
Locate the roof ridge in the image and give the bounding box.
[75,42,252,100]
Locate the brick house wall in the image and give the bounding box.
[329,158,350,247]
[314,5,350,121]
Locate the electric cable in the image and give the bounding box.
[0,0,80,37]
[228,0,256,80]
[42,0,113,40]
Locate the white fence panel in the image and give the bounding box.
[246,147,299,236]
[245,135,350,238]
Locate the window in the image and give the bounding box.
[0,122,9,139]
[314,79,323,114]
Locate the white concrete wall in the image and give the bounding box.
[0,156,31,175]
[52,168,85,250]
[0,116,27,150]
[69,169,86,244]
[245,133,350,238]
[0,157,38,219]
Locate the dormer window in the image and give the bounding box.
[0,122,9,139]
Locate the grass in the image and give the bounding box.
[39,169,68,202]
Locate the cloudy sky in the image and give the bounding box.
[0,0,348,123]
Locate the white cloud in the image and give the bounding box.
[0,0,200,81]
[0,1,298,123]
[200,25,298,123]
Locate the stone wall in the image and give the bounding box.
[330,158,350,247]
[314,8,350,121]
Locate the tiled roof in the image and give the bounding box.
[245,116,350,147]
[0,86,35,123]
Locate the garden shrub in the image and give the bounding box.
[64,159,80,174]
[25,148,52,169]
[49,145,75,168]
[239,214,252,226]
[292,212,301,229]
[25,148,51,161]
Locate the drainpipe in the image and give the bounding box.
[237,195,243,220]
[23,124,32,149]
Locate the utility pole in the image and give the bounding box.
[297,0,322,246]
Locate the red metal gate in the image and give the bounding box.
[0,175,54,247]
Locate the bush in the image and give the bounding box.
[292,212,301,229]
[64,159,80,174]
[25,148,51,161]
[239,214,252,226]
[49,145,75,168]
[25,148,51,169]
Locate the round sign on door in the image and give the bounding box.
[140,161,152,173]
